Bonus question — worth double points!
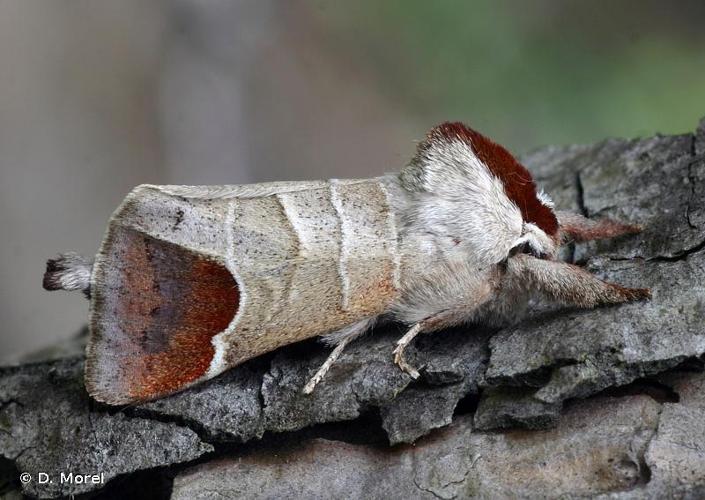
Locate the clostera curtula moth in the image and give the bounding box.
[43,122,650,405]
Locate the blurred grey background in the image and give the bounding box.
[2,0,704,359]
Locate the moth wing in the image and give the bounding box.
[86,180,400,404]
[219,178,400,367]
[86,185,242,404]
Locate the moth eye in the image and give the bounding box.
[527,245,549,259]
[509,242,530,257]
[510,242,547,259]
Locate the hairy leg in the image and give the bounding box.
[302,317,377,394]
[556,211,641,243]
[392,282,496,378]
[506,254,650,307]
[393,314,449,379]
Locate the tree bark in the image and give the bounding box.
[2,118,705,499]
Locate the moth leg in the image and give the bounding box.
[302,317,376,394]
[391,275,498,378]
[556,211,642,243]
[507,254,651,307]
[393,313,452,379]
[393,323,424,379]
[302,336,354,394]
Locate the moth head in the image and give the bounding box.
[510,221,558,260]
[509,186,559,259]
[402,122,560,264]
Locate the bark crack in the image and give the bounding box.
[412,465,473,500]
[685,159,700,230]
[632,398,666,491]
[647,237,705,262]
[575,170,588,217]
[123,406,216,448]
[413,477,446,500]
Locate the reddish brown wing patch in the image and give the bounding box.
[87,226,239,403]
[429,122,559,236]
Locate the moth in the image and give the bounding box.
[44,123,650,405]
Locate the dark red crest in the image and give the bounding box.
[429,122,559,236]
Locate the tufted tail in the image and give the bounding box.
[43,252,93,298]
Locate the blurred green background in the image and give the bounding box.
[1,0,704,358]
[314,0,705,150]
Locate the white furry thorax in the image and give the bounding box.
[396,137,526,270]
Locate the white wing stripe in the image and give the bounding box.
[329,179,351,310]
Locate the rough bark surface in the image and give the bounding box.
[1,119,704,499]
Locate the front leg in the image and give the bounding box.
[506,254,650,308]
[392,276,497,378]
[393,314,450,379]
[556,211,641,243]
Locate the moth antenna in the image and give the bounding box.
[43,252,93,298]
